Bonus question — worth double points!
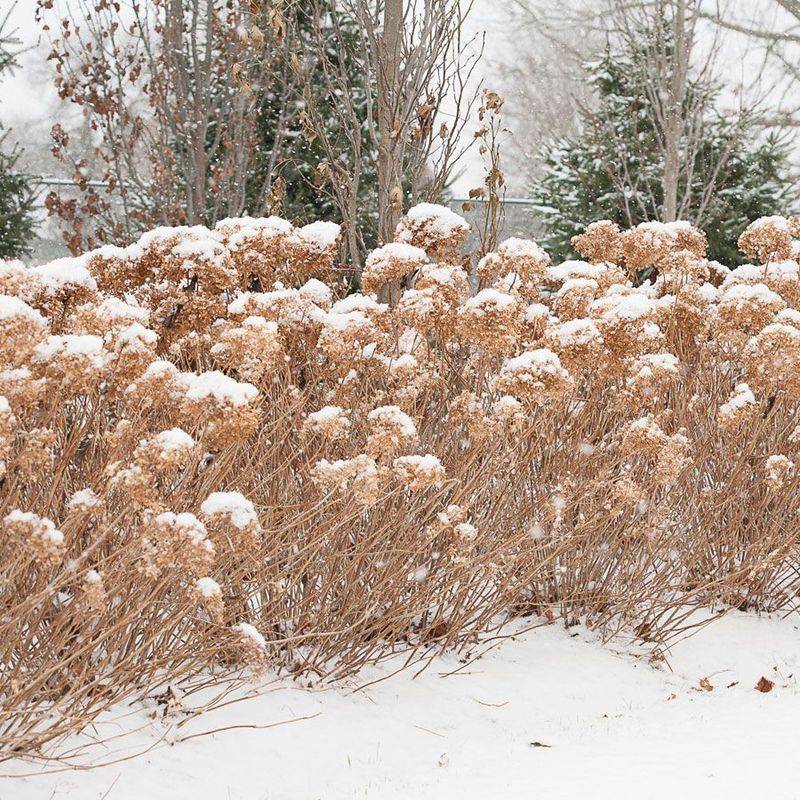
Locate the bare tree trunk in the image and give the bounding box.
[662,0,690,222]
[377,0,403,245]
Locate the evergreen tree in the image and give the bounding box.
[531,42,793,267]
[0,21,36,259]
[247,4,380,250]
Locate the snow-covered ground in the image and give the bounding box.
[4,610,800,799]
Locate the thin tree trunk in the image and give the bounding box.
[663,0,689,222]
[377,0,403,246]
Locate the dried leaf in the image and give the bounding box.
[755,676,774,693]
[699,676,714,692]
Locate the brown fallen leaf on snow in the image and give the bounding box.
[755,676,775,693]
[699,677,714,692]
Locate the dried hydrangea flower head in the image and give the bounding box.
[478,237,550,298]
[458,288,522,354]
[195,576,224,622]
[543,259,627,293]
[745,321,800,400]
[366,404,418,457]
[28,257,99,320]
[82,568,106,609]
[67,488,103,515]
[624,353,680,404]
[0,296,49,364]
[317,300,386,372]
[144,511,216,576]
[216,215,294,289]
[71,295,150,337]
[393,453,446,491]
[492,349,572,407]
[284,221,341,281]
[227,622,269,671]
[134,427,197,472]
[543,317,605,373]
[553,277,600,321]
[16,427,57,479]
[717,283,785,339]
[34,333,111,395]
[0,258,39,297]
[3,510,65,564]
[394,203,470,261]
[621,414,668,457]
[362,242,428,295]
[717,383,757,431]
[765,454,795,490]
[491,394,527,432]
[0,396,16,478]
[738,216,794,264]
[200,491,262,555]
[178,371,261,449]
[399,263,470,337]
[312,454,383,506]
[621,221,706,274]
[654,431,692,485]
[210,315,284,384]
[0,366,46,411]
[571,220,623,265]
[589,289,662,360]
[302,405,352,441]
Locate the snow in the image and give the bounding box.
[461,288,517,314]
[546,260,609,283]
[34,334,109,368]
[592,292,656,322]
[398,203,470,239]
[67,488,102,511]
[217,215,293,243]
[87,297,150,325]
[720,383,756,417]
[151,428,195,453]
[720,282,784,307]
[368,405,418,437]
[293,221,341,251]
[548,318,603,346]
[330,293,388,315]
[298,279,333,309]
[498,237,548,262]
[306,405,348,424]
[184,371,259,408]
[30,258,98,295]
[200,492,258,530]
[501,348,565,376]
[85,569,102,585]
[6,611,800,800]
[232,622,267,651]
[195,577,222,599]
[0,295,47,326]
[109,323,158,350]
[393,453,446,479]
[524,302,550,323]
[776,307,800,328]
[748,214,790,231]
[366,242,428,265]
